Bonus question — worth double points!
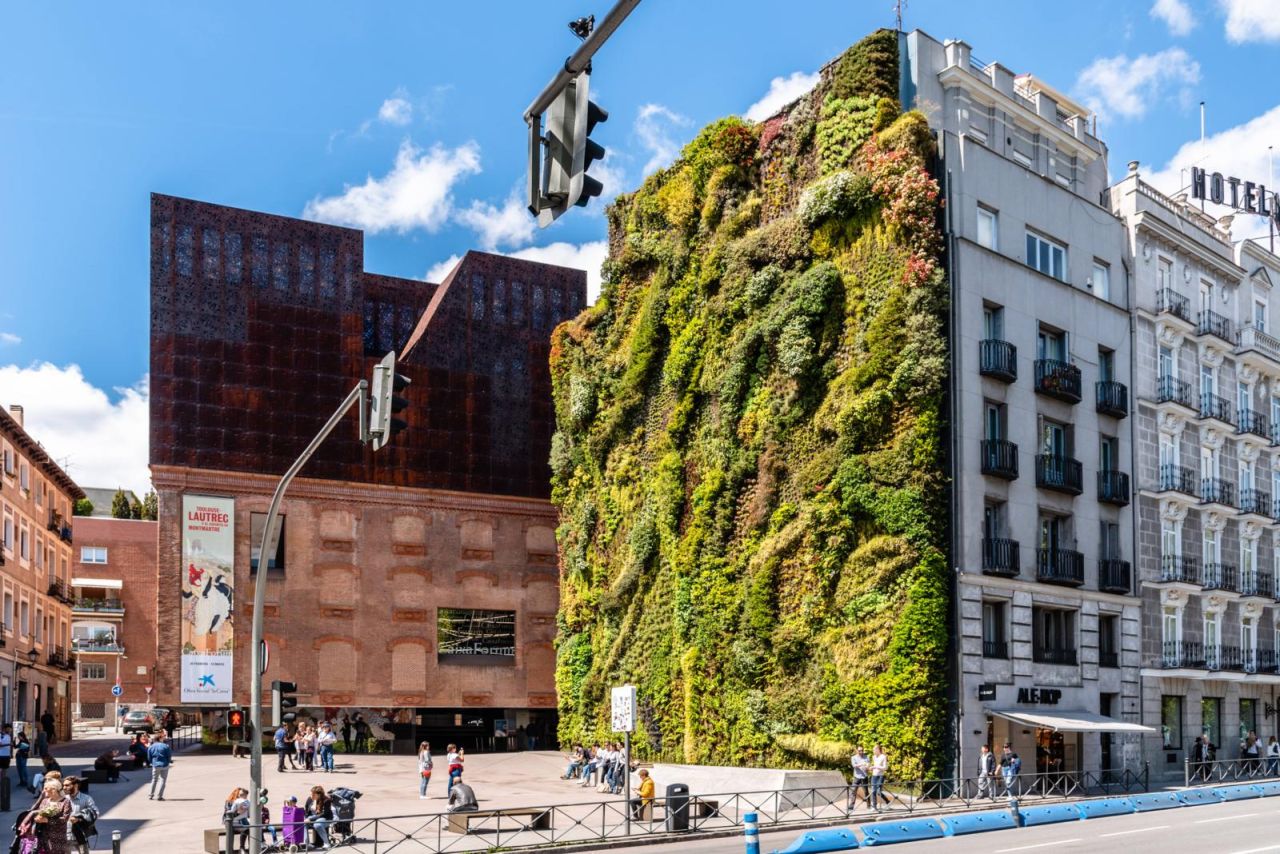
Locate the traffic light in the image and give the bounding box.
[536,70,608,226]
[227,708,245,743]
[271,680,298,728]
[370,350,410,452]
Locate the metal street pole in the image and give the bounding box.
[248,380,367,854]
[521,0,642,123]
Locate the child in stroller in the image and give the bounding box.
[327,787,361,844]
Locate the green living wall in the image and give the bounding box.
[548,29,950,779]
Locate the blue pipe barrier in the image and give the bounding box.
[1175,788,1223,807]
[771,827,860,853]
[1213,784,1262,802]
[1130,792,1183,811]
[1017,803,1083,827]
[858,818,944,846]
[939,809,1019,836]
[1253,781,1280,797]
[745,812,761,854]
[1077,797,1136,819]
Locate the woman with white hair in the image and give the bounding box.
[17,776,72,853]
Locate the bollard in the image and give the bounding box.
[0,775,9,812]
[1006,796,1021,827]
[225,812,236,854]
[743,811,760,854]
[112,829,122,854]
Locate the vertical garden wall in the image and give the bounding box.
[548,29,950,779]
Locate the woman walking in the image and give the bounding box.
[869,744,889,812]
[418,741,433,799]
[19,777,72,854]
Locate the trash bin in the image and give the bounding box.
[665,783,690,832]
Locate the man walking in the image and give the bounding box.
[999,743,1020,796]
[317,721,337,773]
[274,723,289,773]
[976,744,996,800]
[848,746,870,812]
[147,732,172,800]
[39,710,56,746]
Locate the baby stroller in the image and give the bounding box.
[328,787,361,845]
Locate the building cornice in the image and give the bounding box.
[1129,210,1243,282]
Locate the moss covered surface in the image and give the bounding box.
[548,29,949,779]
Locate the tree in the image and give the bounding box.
[129,498,142,520]
[110,489,131,519]
[73,498,94,517]
[141,491,158,521]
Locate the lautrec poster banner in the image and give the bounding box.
[181,495,235,703]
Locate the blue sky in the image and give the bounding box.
[1,0,1278,492]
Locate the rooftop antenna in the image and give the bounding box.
[1199,101,1206,212]
[894,0,906,31]
[1271,145,1275,253]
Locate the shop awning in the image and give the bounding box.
[71,578,122,590]
[991,709,1155,734]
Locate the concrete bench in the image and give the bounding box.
[447,807,553,835]
[203,826,239,854]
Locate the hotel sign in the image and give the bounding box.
[1191,167,1280,227]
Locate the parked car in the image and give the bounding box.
[122,710,160,734]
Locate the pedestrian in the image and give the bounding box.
[40,710,56,746]
[223,787,251,853]
[1268,735,1280,777]
[1244,730,1261,775]
[0,723,13,784]
[304,785,334,849]
[999,743,1021,796]
[976,744,995,799]
[869,744,889,811]
[447,744,463,794]
[64,776,98,854]
[447,774,479,813]
[19,778,71,854]
[341,714,353,753]
[15,730,31,790]
[848,746,870,811]
[274,723,289,773]
[317,722,337,773]
[147,732,172,801]
[284,722,300,770]
[163,710,177,741]
[418,741,433,799]
[34,726,48,761]
[31,753,62,796]
[629,768,654,820]
[354,714,369,753]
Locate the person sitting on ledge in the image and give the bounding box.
[447,775,479,813]
[93,748,124,782]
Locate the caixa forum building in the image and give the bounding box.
[149,194,584,750]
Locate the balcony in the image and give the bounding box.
[1099,650,1120,668]
[1098,558,1131,594]
[980,439,1019,479]
[1199,392,1236,427]
[71,638,122,654]
[47,647,69,669]
[1033,646,1078,666]
[1236,323,1280,367]
[1241,488,1272,519]
[1208,645,1244,672]
[1034,359,1082,403]
[1202,562,1240,593]
[1241,571,1274,599]
[1197,309,1233,343]
[979,340,1018,382]
[1255,648,1279,674]
[1201,477,1236,508]
[46,509,62,534]
[1036,454,1083,495]
[1097,470,1130,505]
[1156,375,1196,410]
[982,538,1020,578]
[1156,464,1196,496]
[72,598,124,615]
[1162,640,1204,668]
[60,524,72,545]
[982,640,1008,660]
[1037,548,1085,587]
[1239,409,1270,443]
[1156,288,1192,324]
[1095,381,1128,418]
[46,579,73,605]
[1160,554,1200,584]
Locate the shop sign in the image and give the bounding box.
[977,683,997,701]
[1017,687,1062,705]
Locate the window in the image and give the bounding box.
[1203,526,1220,567]
[983,304,1004,340]
[1243,537,1257,580]
[1200,446,1217,484]
[1200,364,1216,399]
[34,481,41,508]
[1092,261,1110,300]
[510,282,525,324]
[1204,612,1222,667]
[1037,327,1068,362]
[1159,345,1176,381]
[202,228,220,279]
[272,242,289,292]
[471,275,486,321]
[2,517,11,551]
[1099,521,1120,559]
[1,448,10,475]
[79,663,106,681]
[981,601,1007,658]
[225,233,243,284]
[1032,607,1076,664]
[1098,614,1118,666]
[176,224,194,277]
[1256,299,1268,334]
[2,593,10,633]
[79,547,107,564]
[1242,616,1257,662]
[984,402,1006,441]
[33,539,41,571]
[983,503,1007,539]
[33,608,41,643]
[1098,348,1115,383]
[437,608,516,664]
[19,462,28,492]
[249,513,286,575]
[1241,698,1259,740]
[19,602,28,638]
[1202,697,1223,748]
[1162,605,1182,647]
[1026,231,1066,281]
[977,206,998,250]
[1161,695,1183,749]
[1199,280,1213,316]
[1039,418,1069,458]
[1038,513,1071,554]
[18,527,27,561]
[1241,457,1254,494]
[1099,436,1118,472]
[1161,520,1181,559]
[1239,380,1252,418]
[298,244,315,295]
[1157,257,1173,293]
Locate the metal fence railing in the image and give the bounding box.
[1184,755,1280,787]
[221,765,1149,854]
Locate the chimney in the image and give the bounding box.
[8,405,22,428]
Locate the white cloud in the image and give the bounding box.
[1151,0,1197,35]
[0,332,19,345]
[303,139,481,234]
[1221,0,1280,42]
[635,104,691,176]
[456,193,536,251]
[744,71,820,122]
[1075,48,1200,120]
[0,363,150,496]
[377,91,413,126]
[425,240,609,304]
[1144,103,1280,241]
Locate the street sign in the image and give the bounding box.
[610,685,636,733]
[144,686,152,696]
[111,684,123,697]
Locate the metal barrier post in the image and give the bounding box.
[112,829,122,854]
[743,811,759,854]
[1184,757,1191,788]
[224,813,235,854]
[0,775,9,812]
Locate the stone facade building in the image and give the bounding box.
[149,194,583,748]
[1112,163,1280,781]
[902,30,1148,779]
[0,405,81,740]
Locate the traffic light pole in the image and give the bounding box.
[248,380,368,854]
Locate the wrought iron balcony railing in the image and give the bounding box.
[1157,288,1191,322]
[1034,359,1082,403]
[1095,381,1128,417]
[982,538,1020,578]
[1156,375,1195,409]
[1037,548,1085,587]
[979,340,1017,382]
[1036,454,1083,494]
[1098,559,1131,594]
[980,439,1019,480]
[1097,470,1130,505]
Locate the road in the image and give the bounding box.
[640,796,1280,853]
